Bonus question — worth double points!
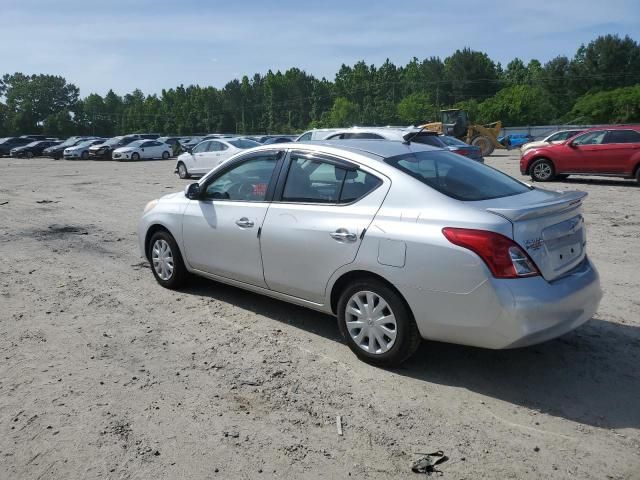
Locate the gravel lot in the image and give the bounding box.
[1,151,639,479]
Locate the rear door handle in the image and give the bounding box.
[330,229,357,243]
[236,217,254,228]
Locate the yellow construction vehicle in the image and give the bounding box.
[420,109,505,156]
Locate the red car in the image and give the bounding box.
[520,125,640,184]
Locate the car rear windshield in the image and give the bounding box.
[228,139,260,149]
[411,133,444,147]
[438,136,468,147]
[385,150,531,201]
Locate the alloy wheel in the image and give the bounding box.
[533,162,552,180]
[345,290,397,354]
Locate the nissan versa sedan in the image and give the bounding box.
[138,141,602,366]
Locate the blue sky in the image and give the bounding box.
[1,0,638,96]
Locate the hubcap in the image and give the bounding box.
[534,163,552,179]
[151,239,174,281]
[345,291,397,354]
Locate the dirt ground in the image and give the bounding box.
[1,151,639,479]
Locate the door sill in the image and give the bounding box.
[190,268,330,314]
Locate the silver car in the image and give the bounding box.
[138,141,602,366]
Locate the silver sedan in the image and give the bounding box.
[138,141,602,366]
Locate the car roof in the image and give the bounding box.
[581,124,640,132]
[286,139,442,160]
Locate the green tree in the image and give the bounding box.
[396,93,437,124]
[444,48,500,103]
[569,84,640,123]
[327,97,359,127]
[478,85,557,125]
[1,73,79,134]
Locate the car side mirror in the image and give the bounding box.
[568,141,577,148]
[185,182,201,200]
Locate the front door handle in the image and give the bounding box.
[330,229,357,243]
[236,217,254,228]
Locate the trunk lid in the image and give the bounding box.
[471,189,587,281]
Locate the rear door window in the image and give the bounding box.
[604,130,640,144]
[413,134,444,147]
[385,150,531,201]
[281,154,381,204]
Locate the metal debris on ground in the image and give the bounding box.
[336,415,343,436]
[411,451,448,476]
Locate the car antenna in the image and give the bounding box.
[403,125,427,145]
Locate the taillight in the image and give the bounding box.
[442,227,540,279]
[451,148,470,156]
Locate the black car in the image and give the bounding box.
[10,140,61,158]
[0,136,41,156]
[136,133,161,140]
[89,135,140,159]
[262,136,295,145]
[43,136,92,159]
[19,134,47,141]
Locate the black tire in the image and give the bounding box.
[26,151,34,159]
[81,150,89,160]
[162,151,170,160]
[530,158,556,182]
[147,230,187,289]
[471,135,495,156]
[177,162,190,179]
[131,152,140,161]
[635,167,640,185]
[337,278,420,367]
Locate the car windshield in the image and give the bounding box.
[385,150,531,201]
[59,138,79,147]
[103,137,124,146]
[438,136,468,147]
[25,141,40,147]
[75,140,95,148]
[126,140,145,148]
[0,138,10,144]
[228,139,261,149]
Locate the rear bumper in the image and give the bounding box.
[406,257,602,349]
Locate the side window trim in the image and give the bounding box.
[272,150,383,205]
[199,150,285,203]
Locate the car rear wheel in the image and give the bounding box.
[131,152,140,161]
[148,231,187,289]
[177,162,190,179]
[530,158,555,182]
[337,279,420,367]
[162,151,170,160]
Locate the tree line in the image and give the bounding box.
[1,34,639,137]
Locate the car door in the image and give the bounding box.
[181,151,283,287]
[601,130,640,173]
[560,130,608,173]
[189,141,211,174]
[203,141,230,169]
[260,151,389,303]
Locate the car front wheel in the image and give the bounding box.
[177,162,190,179]
[148,231,187,289]
[131,152,140,161]
[530,158,555,182]
[337,279,421,367]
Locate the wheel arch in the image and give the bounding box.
[526,155,555,175]
[144,223,180,261]
[329,269,414,319]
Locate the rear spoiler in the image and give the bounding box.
[487,190,587,222]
